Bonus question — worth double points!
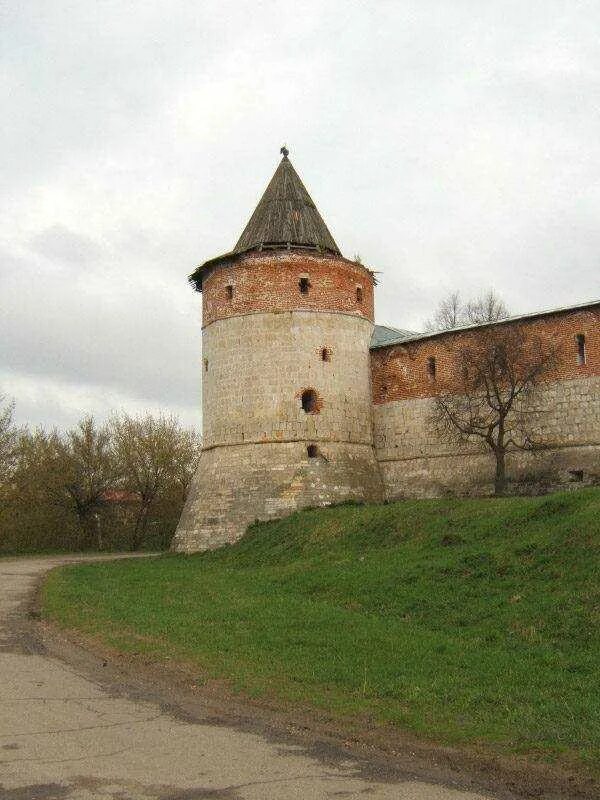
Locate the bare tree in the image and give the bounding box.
[171,427,202,502]
[431,324,558,496]
[111,413,200,550]
[425,290,509,332]
[0,397,19,514]
[464,290,510,325]
[12,427,67,507]
[2,407,199,555]
[11,419,117,549]
[62,416,118,549]
[424,291,464,332]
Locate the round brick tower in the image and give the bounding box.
[172,149,383,552]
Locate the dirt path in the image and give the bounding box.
[0,555,585,800]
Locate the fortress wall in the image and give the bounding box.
[373,377,600,497]
[371,306,600,404]
[202,310,375,448]
[173,252,383,553]
[172,441,383,553]
[371,305,600,497]
[201,251,374,327]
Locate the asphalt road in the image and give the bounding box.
[0,555,494,800]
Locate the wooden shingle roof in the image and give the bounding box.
[189,149,347,290]
[233,149,341,255]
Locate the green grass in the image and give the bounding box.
[42,489,600,772]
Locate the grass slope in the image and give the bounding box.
[43,489,600,772]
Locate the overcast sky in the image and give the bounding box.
[2,1,599,431]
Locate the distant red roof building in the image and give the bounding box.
[100,489,141,504]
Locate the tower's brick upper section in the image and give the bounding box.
[201,251,375,328]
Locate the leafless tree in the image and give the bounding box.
[424,291,464,332]
[12,427,67,507]
[425,289,509,332]
[10,418,117,549]
[0,397,20,514]
[431,324,558,496]
[111,413,201,550]
[170,427,202,502]
[464,290,510,325]
[62,416,118,549]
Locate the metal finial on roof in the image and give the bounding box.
[280,144,289,158]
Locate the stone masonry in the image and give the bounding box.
[173,441,383,552]
[171,249,384,553]
[371,306,600,498]
[172,150,599,553]
[373,377,600,498]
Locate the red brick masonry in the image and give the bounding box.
[371,305,600,404]
[201,251,375,328]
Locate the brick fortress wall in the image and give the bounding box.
[370,305,600,497]
[172,251,384,553]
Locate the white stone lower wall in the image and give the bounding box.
[173,310,384,553]
[172,440,384,552]
[202,311,374,447]
[373,376,600,498]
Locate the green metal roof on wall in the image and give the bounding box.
[370,324,417,348]
[233,148,341,256]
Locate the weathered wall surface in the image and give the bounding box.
[373,377,600,498]
[202,311,375,448]
[371,306,599,404]
[172,441,383,552]
[201,251,375,327]
[173,252,383,553]
[371,305,599,497]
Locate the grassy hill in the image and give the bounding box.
[43,489,600,773]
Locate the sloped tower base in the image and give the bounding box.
[171,441,384,553]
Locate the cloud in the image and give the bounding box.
[1,370,199,432]
[0,243,200,409]
[29,225,105,266]
[2,0,599,429]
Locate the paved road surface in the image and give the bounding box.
[0,555,494,800]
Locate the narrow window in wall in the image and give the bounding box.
[203,358,209,373]
[307,444,319,458]
[576,334,586,365]
[226,284,234,301]
[427,356,436,381]
[356,285,363,303]
[321,347,332,362]
[301,389,318,413]
[299,276,311,295]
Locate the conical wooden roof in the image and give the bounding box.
[233,150,341,255]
